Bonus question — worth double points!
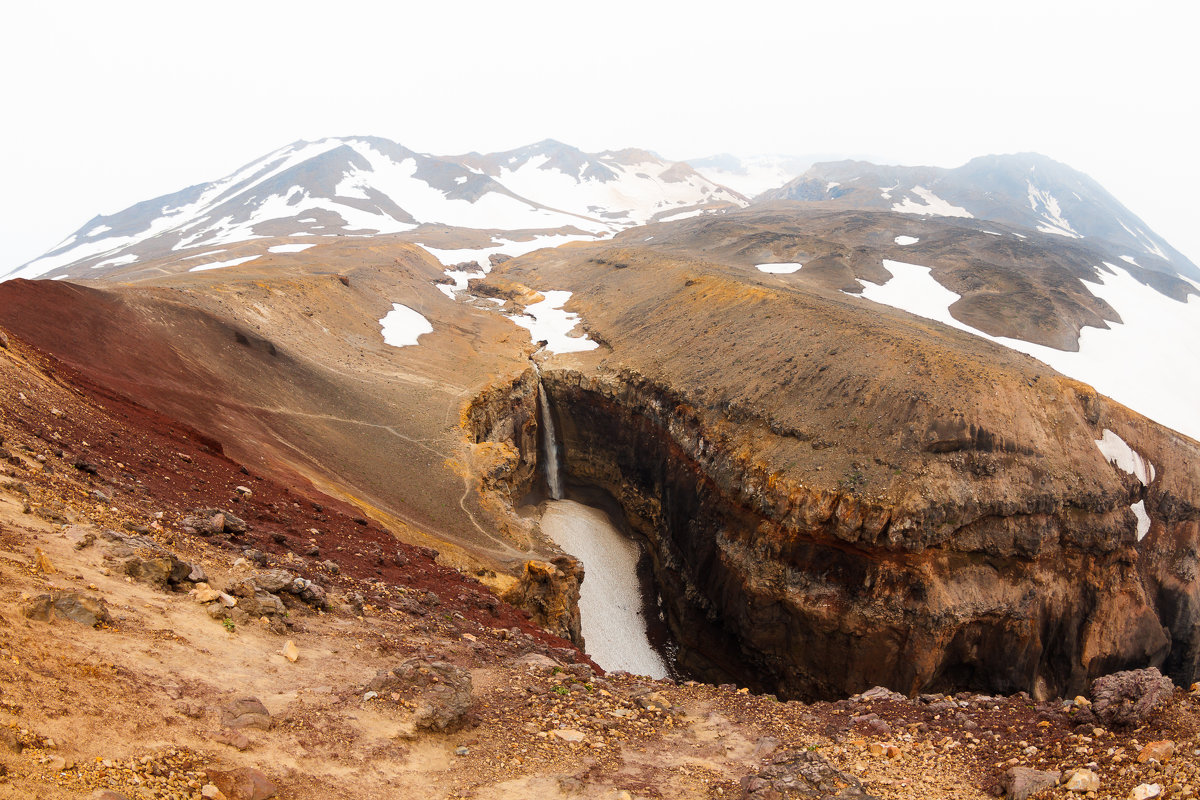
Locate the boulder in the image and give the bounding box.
[219,697,272,730]
[740,750,880,799]
[253,569,296,594]
[24,592,110,627]
[1090,667,1175,726]
[1000,767,1061,800]
[365,658,473,732]
[1064,768,1100,792]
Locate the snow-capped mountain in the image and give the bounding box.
[759,153,1198,279]
[5,137,746,281]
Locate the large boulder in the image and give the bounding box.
[1090,667,1175,727]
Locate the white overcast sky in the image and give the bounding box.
[2,0,1196,270]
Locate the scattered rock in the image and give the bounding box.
[200,785,226,800]
[219,697,273,730]
[73,460,99,475]
[204,767,277,800]
[1138,739,1176,763]
[91,792,135,800]
[1001,767,1061,800]
[741,750,880,799]
[235,485,253,497]
[514,653,561,670]
[1063,768,1100,793]
[455,746,469,756]
[552,728,585,742]
[1090,667,1175,727]
[282,640,299,663]
[1131,784,1163,800]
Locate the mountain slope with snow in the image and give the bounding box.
[760,153,1198,280]
[6,137,746,281]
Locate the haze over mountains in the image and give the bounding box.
[7,137,1194,286]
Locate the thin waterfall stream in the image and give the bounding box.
[538,386,564,499]
[536,378,670,678]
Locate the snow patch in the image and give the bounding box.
[268,243,316,254]
[894,235,919,246]
[1094,429,1155,485]
[1027,180,1081,238]
[756,263,804,274]
[657,208,706,223]
[188,255,262,273]
[91,254,138,269]
[891,186,973,218]
[1131,500,1152,541]
[379,304,433,347]
[86,225,112,237]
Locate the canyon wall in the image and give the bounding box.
[517,367,1199,701]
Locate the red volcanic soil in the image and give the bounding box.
[0,321,582,657]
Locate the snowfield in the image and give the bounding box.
[507,290,598,354]
[540,499,669,678]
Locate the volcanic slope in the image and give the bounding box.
[479,208,1200,701]
[0,237,546,581]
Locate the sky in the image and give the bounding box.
[2,0,1197,270]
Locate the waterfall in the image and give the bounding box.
[539,385,564,499]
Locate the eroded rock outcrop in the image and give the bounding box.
[502,556,584,647]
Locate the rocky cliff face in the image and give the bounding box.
[508,367,1200,701]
